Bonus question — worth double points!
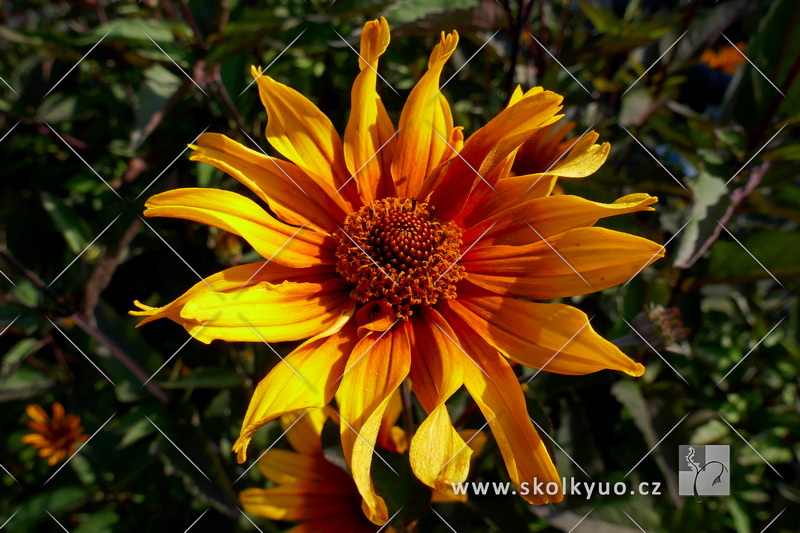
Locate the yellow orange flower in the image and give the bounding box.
[700,42,747,74]
[131,17,663,524]
[22,402,88,466]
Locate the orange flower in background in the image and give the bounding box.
[700,42,747,74]
[22,402,88,466]
[131,17,663,523]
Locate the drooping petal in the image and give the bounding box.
[444,311,563,504]
[344,17,396,203]
[144,188,336,267]
[190,132,348,232]
[233,320,359,462]
[425,89,564,221]
[446,285,645,377]
[338,322,412,525]
[282,407,332,456]
[257,449,329,485]
[391,31,458,198]
[463,227,665,299]
[252,66,360,206]
[461,193,658,247]
[407,308,469,491]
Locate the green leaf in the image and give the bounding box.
[708,232,800,283]
[1,338,43,377]
[0,487,90,530]
[129,64,182,149]
[41,192,95,257]
[673,172,728,269]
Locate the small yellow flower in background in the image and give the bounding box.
[700,42,747,74]
[131,17,663,523]
[22,402,88,466]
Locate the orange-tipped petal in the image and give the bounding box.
[338,322,412,525]
[463,227,665,299]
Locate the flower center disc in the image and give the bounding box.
[335,197,464,318]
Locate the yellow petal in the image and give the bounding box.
[410,403,470,492]
[462,193,658,247]
[391,31,458,198]
[338,322,412,525]
[344,17,396,203]
[26,404,49,425]
[190,132,348,232]
[144,188,336,267]
[282,407,332,456]
[256,449,328,485]
[446,286,645,377]
[463,227,665,299]
[426,89,564,220]
[252,67,360,206]
[240,482,355,521]
[234,320,359,462]
[446,311,563,504]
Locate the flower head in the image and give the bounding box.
[22,402,88,466]
[131,17,663,523]
[700,42,747,74]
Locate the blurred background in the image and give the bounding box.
[1,0,798,531]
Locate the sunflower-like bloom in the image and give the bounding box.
[700,42,746,74]
[131,18,663,523]
[22,402,88,466]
